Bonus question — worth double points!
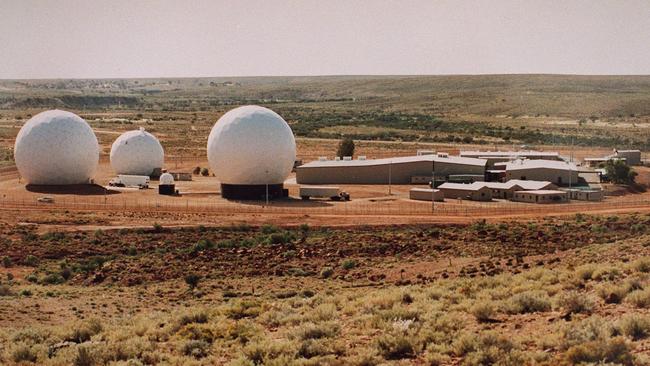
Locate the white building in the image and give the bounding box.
[505,159,579,186]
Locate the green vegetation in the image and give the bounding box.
[336,136,355,158]
[605,159,638,184]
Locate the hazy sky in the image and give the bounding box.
[1,0,649,79]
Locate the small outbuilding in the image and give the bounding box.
[614,150,641,166]
[512,190,568,204]
[562,188,604,201]
[483,180,556,199]
[409,188,444,202]
[438,182,492,201]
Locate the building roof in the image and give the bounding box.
[515,190,567,195]
[438,182,489,191]
[505,159,578,172]
[410,188,440,193]
[460,150,560,158]
[299,154,487,169]
[483,179,553,190]
[584,157,625,162]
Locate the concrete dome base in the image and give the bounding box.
[220,183,288,200]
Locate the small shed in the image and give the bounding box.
[438,182,492,201]
[562,188,604,201]
[409,188,444,202]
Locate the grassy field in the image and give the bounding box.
[2,214,650,365]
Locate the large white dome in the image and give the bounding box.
[14,110,99,185]
[110,128,164,176]
[207,106,296,185]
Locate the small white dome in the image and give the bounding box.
[110,128,164,176]
[159,172,174,185]
[207,106,296,185]
[14,110,99,185]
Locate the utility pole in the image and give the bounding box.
[388,160,392,195]
[431,158,435,213]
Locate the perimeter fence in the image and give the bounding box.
[1,193,649,218]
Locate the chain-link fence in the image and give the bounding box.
[2,193,649,217]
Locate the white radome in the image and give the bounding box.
[14,110,99,185]
[110,128,164,176]
[207,105,296,185]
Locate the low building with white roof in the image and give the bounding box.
[295,154,487,185]
[505,159,579,186]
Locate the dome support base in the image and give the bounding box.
[220,183,288,200]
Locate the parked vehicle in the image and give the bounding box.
[299,186,350,201]
[108,175,150,189]
[37,196,54,203]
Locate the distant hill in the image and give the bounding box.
[1,75,650,118]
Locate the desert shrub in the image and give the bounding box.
[632,257,650,273]
[320,267,334,279]
[261,224,279,234]
[341,259,357,270]
[597,283,630,304]
[192,239,215,253]
[297,339,332,358]
[591,266,622,282]
[627,289,650,308]
[11,343,38,363]
[618,314,650,340]
[242,339,296,364]
[557,291,594,315]
[561,316,613,350]
[470,301,495,322]
[19,289,32,297]
[575,264,596,282]
[24,255,39,267]
[200,167,209,176]
[184,273,201,289]
[453,331,520,364]
[375,333,418,360]
[182,339,210,359]
[347,348,382,366]
[565,337,633,365]
[73,346,95,366]
[2,256,12,267]
[292,322,340,341]
[0,284,12,296]
[25,273,38,283]
[41,273,65,285]
[506,291,551,314]
[152,222,163,232]
[177,310,209,328]
[67,319,103,343]
[225,300,261,319]
[267,231,294,245]
[193,166,201,175]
